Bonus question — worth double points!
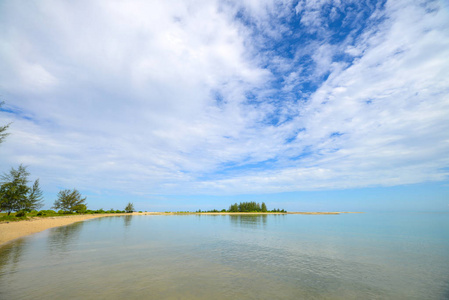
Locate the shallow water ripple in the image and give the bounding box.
[1,213,448,299]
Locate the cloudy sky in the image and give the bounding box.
[1,0,448,211]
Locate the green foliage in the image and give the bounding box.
[36,209,57,217]
[82,208,125,214]
[15,210,26,217]
[193,202,286,213]
[53,189,87,213]
[26,179,44,212]
[0,212,28,222]
[192,202,287,213]
[1,207,110,222]
[270,208,286,213]
[0,165,44,215]
[228,201,263,212]
[229,203,238,212]
[125,202,134,213]
[73,204,87,214]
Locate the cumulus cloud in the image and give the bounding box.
[0,0,448,198]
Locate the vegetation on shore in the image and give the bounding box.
[167,202,286,214]
[0,165,44,216]
[0,166,137,221]
[0,208,139,222]
[53,189,87,213]
[227,201,285,213]
[125,202,135,213]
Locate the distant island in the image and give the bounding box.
[194,201,286,213]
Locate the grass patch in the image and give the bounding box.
[0,214,29,222]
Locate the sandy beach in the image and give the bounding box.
[0,211,361,246]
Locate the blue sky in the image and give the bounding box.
[1,0,448,212]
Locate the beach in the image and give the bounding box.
[0,212,157,246]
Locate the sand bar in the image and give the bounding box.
[0,211,362,246]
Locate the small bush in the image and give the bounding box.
[15,211,26,217]
[73,204,87,214]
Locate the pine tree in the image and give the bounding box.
[0,165,43,215]
[53,189,87,213]
[125,202,134,213]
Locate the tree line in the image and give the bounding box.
[229,201,286,212]
[0,163,136,218]
[195,201,286,213]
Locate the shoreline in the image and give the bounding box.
[0,211,362,246]
[0,212,152,246]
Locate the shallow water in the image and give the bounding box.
[1,213,448,299]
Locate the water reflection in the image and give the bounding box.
[47,221,84,255]
[1,214,448,299]
[0,239,27,277]
[123,215,133,227]
[229,214,268,229]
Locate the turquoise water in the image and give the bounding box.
[1,213,448,299]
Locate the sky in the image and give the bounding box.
[1,0,448,212]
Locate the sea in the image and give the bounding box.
[1,212,448,299]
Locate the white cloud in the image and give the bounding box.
[0,0,448,199]
[195,0,449,194]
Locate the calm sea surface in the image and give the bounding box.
[1,213,449,299]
